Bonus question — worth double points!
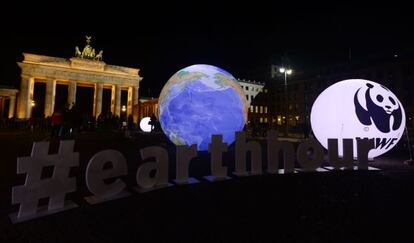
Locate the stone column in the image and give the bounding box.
[134,85,139,106]
[28,78,35,118]
[67,80,77,107]
[8,96,16,118]
[94,83,103,117]
[0,98,4,118]
[110,85,115,114]
[114,84,121,116]
[133,85,139,123]
[127,87,133,116]
[44,79,56,117]
[17,75,34,119]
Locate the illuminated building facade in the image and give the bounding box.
[13,37,143,122]
[0,87,18,119]
[138,97,159,120]
[237,79,264,106]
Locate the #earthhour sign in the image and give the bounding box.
[8,73,405,224]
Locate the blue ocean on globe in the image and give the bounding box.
[159,64,248,151]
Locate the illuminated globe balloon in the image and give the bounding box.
[311,79,405,159]
[159,64,248,151]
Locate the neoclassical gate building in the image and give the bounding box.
[15,36,143,122]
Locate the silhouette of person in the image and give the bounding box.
[149,114,157,132]
[51,109,62,138]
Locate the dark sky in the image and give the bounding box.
[1,5,413,96]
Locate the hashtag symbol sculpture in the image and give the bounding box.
[10,140,79,223]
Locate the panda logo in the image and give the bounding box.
[354,83,403,133]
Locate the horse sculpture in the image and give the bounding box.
[75,46,82,57]
[95,50,103,61]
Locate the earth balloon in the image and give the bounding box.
[159,64,248,151]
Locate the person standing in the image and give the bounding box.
[149,114,157,132]
[51,110,62,138]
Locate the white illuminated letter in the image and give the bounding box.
[204,135,231,182]
[297,139,325,171]
[357,138,375,170]
[328,139,354,170]
[84,150,130,204]
[234,131,262,176]
[267,130,295,174]
[174,145,199,185]
[10,141,79,223]
[135,146,173,193]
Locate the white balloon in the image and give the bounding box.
[140,117,152,132]
[310,79,405,158]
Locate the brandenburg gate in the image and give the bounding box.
[16,36,143,122]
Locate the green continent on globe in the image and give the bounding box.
[158,71,208,112]
[159,64,248,151]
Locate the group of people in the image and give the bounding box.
[3,107,316,139]
[0,101,151,138]
[49,103,136,138]
[50,103,83,138]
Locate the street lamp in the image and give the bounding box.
[279,67,293,137]
[29,100,36,120]
[121,105,127,127]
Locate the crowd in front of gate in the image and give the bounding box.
[0,103,136,138]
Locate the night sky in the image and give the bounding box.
[1,5,413,97]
